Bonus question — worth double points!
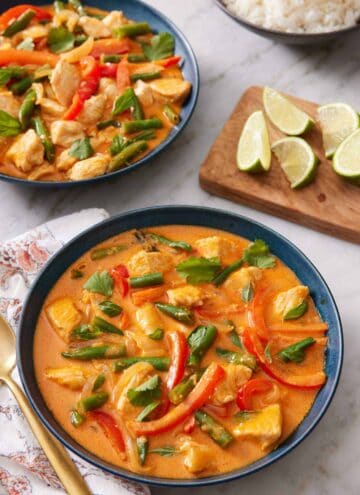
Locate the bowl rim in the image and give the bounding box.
[215,0,360,41]
[0,0,200,188]
[17,205,343,486]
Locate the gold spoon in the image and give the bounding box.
[0,315,91,495]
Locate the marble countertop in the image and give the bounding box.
[1,1,359,493]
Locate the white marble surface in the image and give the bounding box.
[1,1,359,493]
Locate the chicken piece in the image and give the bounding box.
[274,285,309,319]
[99,77,119,105]
[0,36,12,50]
[232,404,282,450]
[53,9,79,32]
[102,10,128,31]
[77,94,107,126]
[40,98,66,117]
[50,59,80,106]
[6,130,44,173]
[177,437,213,474]
[28,164,56,181]
[195,236,235,262]
[131,329,166,357]
[135,303,163,336]
[51,120,84,147]
[0,91,20,117]
[91,127,118,151]
[224,267,263,293]
[78,16,111,38]
[68,154,109,181]
[46,297,81,342]
[212,364,253,405]
[56,149,77,172]
[133,80,154,107]
[167,285,205,308]
[45,367,88,390]
[128,250,173,277]
[31,82,44,103]
[20,25,49,40]
[149,78,191,104]
[132,63,164,76]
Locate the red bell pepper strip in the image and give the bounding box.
[116,58,130,92]
[0,5,52,30]
[236,378,274,410]
[100,63,118,78]
[89,411,125,454]
[166,331,188,392]
[90,38,131,59]
[130,362,225,436]
[247,289,271,342]
[242,328,326,389]
[110,264,129,297]
[0,49,58,67]
[155,56,182,68]
[64,56,101,120]
[183,415,196,434]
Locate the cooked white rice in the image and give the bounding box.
[223,0,360,33]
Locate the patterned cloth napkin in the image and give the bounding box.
[0,209,150,495]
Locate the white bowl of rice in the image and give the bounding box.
[217,0,360,44]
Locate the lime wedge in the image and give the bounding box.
[272,137,319,189]
[263,87,314,136]
[236,110,271,173]
[317,103,360,159]
[333,128,360,181]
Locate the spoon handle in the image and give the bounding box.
[5,376,91,495]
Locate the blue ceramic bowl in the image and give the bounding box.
[18,206,343,486]
[0,0,199,188]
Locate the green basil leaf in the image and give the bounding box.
[136,400,161,422]
[98,301,122,317]
[112,87,143,120]
[17,37,35,51]
[0,67,26,86]
[71,324,101,341]
[233,411,259,423]
[277,337,315,364]
[243,239,276,269]
[216,348,257,370]
[70,268,84,279]
[149,446,177,457]
[228,328,244,350]
[284,300,308,320]
[148,328,164,340]
[127,375,162,406]
[0,110,21,137]
[48,26,75,53]
[143,32,175,61]
[69,137,94,160]
[83,271,114,297]
[241,282,254,303]
[264,343,272,363]
[176,256,221,284]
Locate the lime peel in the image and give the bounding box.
[236,110,271,173]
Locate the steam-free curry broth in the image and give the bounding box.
[34,225,327,478]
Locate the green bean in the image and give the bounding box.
[130,71,161,83]
[90,244,126,260]
[130,272,163,288]
[3,10,35,37]
[136,436,149,465]
[70,268,84,279]
[68,0,86,16]
[71,324,101,341]
[97,119,121,130]
[92,373,106,392]
[163,104,180,125]
[113,356,170,372]
[187,325,217,366]
[62,344,126,360]
[212,259,243,287]
[155,303,194,325]
[32,117,55,163]
[54,1,65,13]
[195,410,233,448]
[92,316,123,335]
[216,348,257,370]
[77,391,109,414]
[98,301,122,317]
[70,409,85,427]
[10,77,33,96]
[127,53,147,63]
[115,22,151,39]
[18,88,36,130]
[169,374,197,405]
[101,54,121,63]
[148,328,164,340]
[148,232,192,252]
[108,140,148,172]
[123,119,163,134]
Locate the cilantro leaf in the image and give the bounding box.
[176,256,221,284]
[83,271,114,297]
[48,27,75,54]
[112,87,143,120]
[284,300,308,320]
[277,337,315,363]
[143,32,175,61]
[243,239,276,269]
[69,137,94,160]
[127,375,162,406]
[0,110,21,137]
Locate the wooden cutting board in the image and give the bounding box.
[199,86,360,244]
